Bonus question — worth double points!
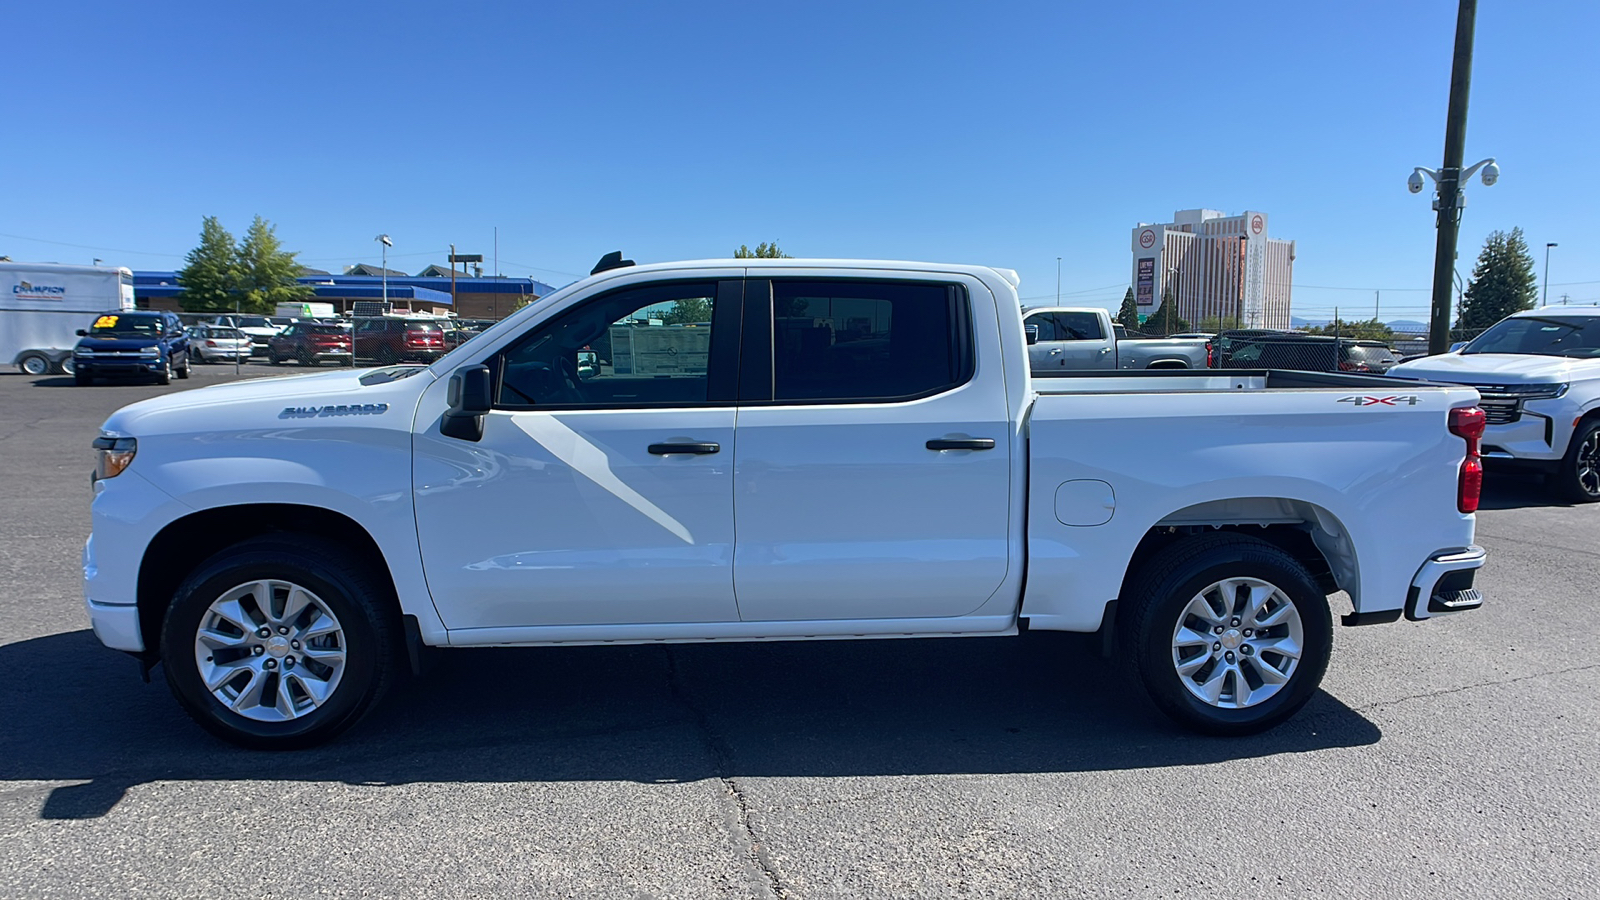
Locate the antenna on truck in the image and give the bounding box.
[591,251,635,275]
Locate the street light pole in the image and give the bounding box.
[376,234,392,310]
[1544,242,1557,305]
[1055,257,1061,305]
[1422,0,1480,355]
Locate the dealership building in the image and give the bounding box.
[132,267,559,320]
[1131,209,1295,330]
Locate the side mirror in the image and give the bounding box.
[441,364,492,441]
[76,329,88,337]
[1025,324,1039,345]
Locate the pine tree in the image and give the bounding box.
[1115,287,1140,332]
[1458,227,1538,330]
[1142,281,1191,335]
[236,216,313,314]
[175,216,239,312]
[735,241,791,259]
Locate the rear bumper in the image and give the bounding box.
[1405,545,1487,621]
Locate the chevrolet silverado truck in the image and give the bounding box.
[84,256,1488,748]
[1022,306,1209,372]
[1389,306,1600,502]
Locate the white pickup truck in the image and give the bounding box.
[1022,306,1209,372]
[1388,306,1600,502]
[84,257,1488,749]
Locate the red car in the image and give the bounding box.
[267,323,354,367]
[352,317,448,364]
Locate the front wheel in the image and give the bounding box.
[1121,533,1332,735]
[160,536,399,749]
[156,357,172,385]
[1555,419,1600,503]
[176,354,191,379]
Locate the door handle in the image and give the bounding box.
[1049,348,1063,355]
[926,438,996,451]
[648,442,720,455]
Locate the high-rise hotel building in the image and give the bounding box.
[1131,209,1295,329]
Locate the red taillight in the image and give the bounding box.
[205,340,217,347]
[1206,343,1214,367]
[1450,406,1486,513]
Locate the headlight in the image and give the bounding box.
[92,435,137,480]
[138,347,161,357]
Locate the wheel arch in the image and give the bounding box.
[135,504,402,657]
[1118,497,1357,608]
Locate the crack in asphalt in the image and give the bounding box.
[1354,662,1600,714]
[663,648,786,900]
[1473,528,1600,559]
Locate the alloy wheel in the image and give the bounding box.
[192,579,347,722]
[1171,577,1304,709]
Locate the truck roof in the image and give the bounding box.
[586,258,1021,287]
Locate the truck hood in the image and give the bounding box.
[100,366,437,435]
[1387,352,1594,385]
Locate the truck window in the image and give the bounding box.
[1023,312,1058,341]
[495,282,722,408]
[1051,312,1104,341]
[770,280,970,403]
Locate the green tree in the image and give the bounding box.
[1115,287,1140,332]
[1142,281,1191,335]
[735,241,791,259]
[1457,227,1538,330]
[1196,316,1229,334]
[175,216,239,312]
[235,216,313,314]
[661,296,713,325]
[1304,317,1396,342]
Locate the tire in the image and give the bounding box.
[299,350,315,367]
[176,354,191,379]
[18,353,50,376]
[160,535,400,750]
[1555,418,1600,504]
[56,356,76,376]
[1120,533,1332,736]
[375,345,397,366]
[156,357,172,385]
[270,354,282,366]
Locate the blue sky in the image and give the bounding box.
[6,1,1597,319]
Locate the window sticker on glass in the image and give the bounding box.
[93,315,119,329]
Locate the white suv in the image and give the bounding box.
[1389,306,1600,502]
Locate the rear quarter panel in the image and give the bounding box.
[1022,385,1481,630]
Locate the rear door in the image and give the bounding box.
[731,275,1014,622]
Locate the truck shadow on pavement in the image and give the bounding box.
[2,630,1380,820]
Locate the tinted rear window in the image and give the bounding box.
[304,325,349,334]
[406,322,442,333]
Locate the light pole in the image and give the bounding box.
[1407,0,1497,355]
[376,234,392,310]
[1544,242,1557,305]
[1236,234,1248,330]
[1056,257,1061,305]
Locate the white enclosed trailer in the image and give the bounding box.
[2,262,135,374]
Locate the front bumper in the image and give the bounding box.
[76,358,165,377]
[1405,545,1487,621]
[83,535,145,651]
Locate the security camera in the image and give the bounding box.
[1480,161,1499,186]
[1407,171,1425,194]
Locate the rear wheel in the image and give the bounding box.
[1121,533,1332,735]
[160,536,399,749]
[299,349,315,367]
[56,356,76,375]
[1555,419,1600,503]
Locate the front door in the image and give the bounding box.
[732,277,1013,622]
[413,279,744,631]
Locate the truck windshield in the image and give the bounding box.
[89,314,163,336]
[1464,316,1600,358]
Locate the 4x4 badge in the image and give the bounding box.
[1337,395,1421,407]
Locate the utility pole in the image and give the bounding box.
[449,243,457,310]
[1375,290,1381,320]
[1055,257,1061,305]
[1426,0,1478,356]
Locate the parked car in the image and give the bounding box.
[1213,333,1398,373]
[72,310,190,385]
[352,317,448,364]
[1023,307,1209,371]
[268,322,354,367]
[205,315,282,355]
[84,255,1486,749]
[1388,306,1600,501]
[188,325,252,364]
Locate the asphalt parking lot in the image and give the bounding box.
[1,365,1596,899]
